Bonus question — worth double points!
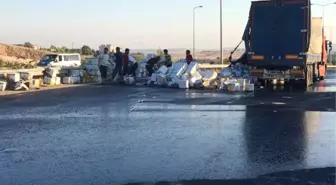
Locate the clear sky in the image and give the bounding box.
[0,0,335,49]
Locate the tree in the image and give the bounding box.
[131,52,145,62]
[24,42,34,48]
[81,45,92,55]
[50,45,57,51]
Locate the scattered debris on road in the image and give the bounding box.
[0,55,256,93]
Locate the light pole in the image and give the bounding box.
[193,5,203,59]
[220,0,223,68]
[312,2,336,28]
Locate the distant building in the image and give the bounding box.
[99,44,117,53]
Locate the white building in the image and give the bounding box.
[99,44,117,53]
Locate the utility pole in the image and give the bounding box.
[220,0,223,68]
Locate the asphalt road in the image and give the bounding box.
[0,71,335,185]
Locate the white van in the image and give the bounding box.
[37,53,81,67]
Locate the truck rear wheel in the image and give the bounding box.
[297,65,313,90]
[306,65,314,87]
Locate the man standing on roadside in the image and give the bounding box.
[111,47,123,81]
[123,48,130,77]
[185,50,193,65]
[99,47,111,83]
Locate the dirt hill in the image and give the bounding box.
[0,43,50,63]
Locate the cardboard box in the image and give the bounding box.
[31,79,41,89]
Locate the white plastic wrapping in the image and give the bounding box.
[8,73,20,82]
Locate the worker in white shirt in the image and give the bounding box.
[127,55,138,77]
[99,48,111,83]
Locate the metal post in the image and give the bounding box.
[220,0,223,68]
[322,7,325,28]
[193,6,203,59]
[193,8,195,58]
[327,27,334,64]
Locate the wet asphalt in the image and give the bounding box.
[0,71,335,185]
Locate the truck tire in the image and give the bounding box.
[298,65,313,90]
[313,63,318,82]
[306,65,314,87]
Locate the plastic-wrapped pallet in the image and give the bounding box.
[244,83,255,92]
[86,64,99,70]
[20,72,30,81]
[176,79,190,89]
[175,63,189,79]
[85,58,99,65]
[43,76,50,84]
[218,67,233,78]
[200,70,218,80]
[106,63,114,77]
[7,73,20,82]
[46,68,60,78]
[44,76,61,85]
[200,70,218,88]
[168,61,184,76]
[31,79,41,89]
[14,82,29,91]
[124,76,135,85]
[185,62,199,76]
[85,58,100,76]
[70,70,82,77]
[227,83,241,92]
[63,77,80,84]
[157,65,168,74]
[136,62,148,78]
[0,81,7,91]
[129,56,137,63]
[95,76,102,83]
[237,78,249,90]
[150,74,157,82]
[56,77,61,85]
[0,73,7,80]
[189,72,203,88]
[155,74,168,86]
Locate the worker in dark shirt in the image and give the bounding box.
[112,47,123,81]
[185,50,193,65]
[123,48,130,76]
[162,49,172,67]
[146,56,161,77]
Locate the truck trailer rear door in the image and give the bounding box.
[276,0,308,61]
[249,1,275,61]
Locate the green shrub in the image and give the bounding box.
[0,59,36,69]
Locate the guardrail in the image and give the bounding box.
[0,64,335,74]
